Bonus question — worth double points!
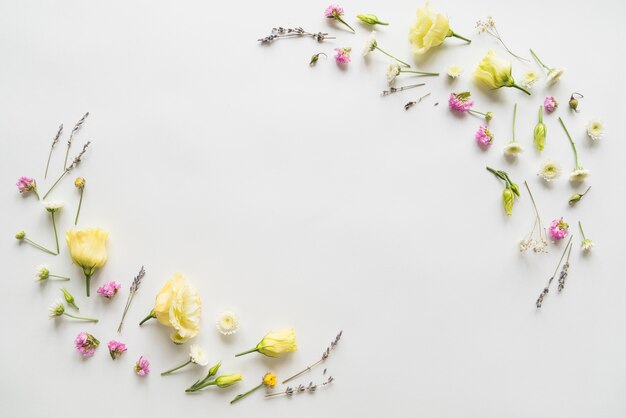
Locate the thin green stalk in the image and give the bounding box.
[401,69,439,76]
[161,359,192,376]
[44,147,54,179]
[486,166,507,183]
[63,312,98,322]
[42,170,68,200]
[375,46,410,67]
[51,212,59,254]
[511,103,517,142]
[231,383,263,404]
[49,274,70,280]
[558,117,581,168]
[510,83,531,95]
[578,221,587,240]
[235,347,259,357]
[529,49,550,71]
[23,238,57,255]
[335,16,355,33]
[449,31,471,43]
[139,310,156,325]
[75,188,84,225]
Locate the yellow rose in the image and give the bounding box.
[141,273,202,344]
[236,328,297,358]
[409,1,471,55]
[66,228,109,296]
[474,51,530,95]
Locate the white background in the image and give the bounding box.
[1,0,625,417]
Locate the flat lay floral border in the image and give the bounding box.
[12,1,604,406]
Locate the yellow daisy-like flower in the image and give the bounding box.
[262,372,277,388]
[447,65,462,78]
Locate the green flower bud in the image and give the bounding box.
[208,361,221,378]
[15,231,26,239]
[510,182,520,198]
[61,287,79,310]
[569,97,578,111]
[485,111,494,122]
[215,373,242,388]
[356,13,389,26]
[568,193,582,205]
[502,187,515,216]
[534,106,546,151]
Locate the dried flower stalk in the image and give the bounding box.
[536,236,573,308]
[476,16,529,62]
[519,181,548,253]
[117,266,146,333]
[63,112,89,170]
[44,124,63,179]
[42,141,91,199]
[381,83,425,96]
[258,27,335,43]
[282,331,342,384]
[266,376,334,398]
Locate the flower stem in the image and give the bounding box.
[44,147,54,179]
[529,49,550,71]
[139,310,156,325]
[510,83,531,95]
[578,221,587,240]
[23,238,57,255]
[523,181,544,230]
[161,359,192,376]
[449,31,471,43]
[580,186,591,197]
[401,69,439,76]
[486,166,507,182]
[375,46,410,67]
[49,274,70,280]
[33,187,41,200]
[335,16,355,33]
[558,117,581,169]
[51,212,59,254]
[75,188,84,225]
[186,381,217,392]
[230,383,263,404]
[283,358,324,383]
[511,103,517,142]
[63,312,98,322]
[42,170,68,200]
[235,347,259,357]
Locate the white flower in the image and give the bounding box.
[386,62,401,84]
[586,119,604,141]
[216,310,239,335]
[362,31,377,56]
[49,299,65,317]
[503,142,524,156]
[36,265,50,281]
[520,68,540,89]
[447,65,462,78]
[569,168,589,182]
[538,160,561,181]
[189,344,209,366]
[546,67,564,84]
[581,238,594,252]
[43,200,64,212]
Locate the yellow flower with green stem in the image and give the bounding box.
[231,372,277,404]
[66,228,109,296]
[409,1,471,55]
[474,51,530,95]
[235,328,297,357]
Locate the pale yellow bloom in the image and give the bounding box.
[447,65,462,78]
[66,228,108,296]
[215,374,242,388]
[503,142,523,156]
[153,273,202,344]
[474,51,529,94]
[520,68,540,89]
[216,310,239,335]
[236,327,297,357]
[538,160,561,182]
[586,119,604,141]
[408,1,450,55]
[569,168,589,183]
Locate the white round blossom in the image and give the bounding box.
[538,161,561,182]
[189,345,209,366]
[586,119,604,141]
[216,310,239,335]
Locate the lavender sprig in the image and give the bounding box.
[44,124,63,179]
[63,112,89,170]
[558,243,573,292]
[266,376,334,398]
[381,83,425,96]
[258,27,335,43]
[282,331,342,384]
[42,141,91,199]
[536,236,573,308]
[117,266,146,333]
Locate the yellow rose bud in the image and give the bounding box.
[502,187,515,216]
[236,327,297,358]
[474,51,530,95]
[215,373,242,388]
[534,106,546,151]
[356,13,388,26]
[66,228,109,296]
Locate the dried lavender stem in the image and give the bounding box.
[64,112,89,169]
[536,235,573,308]
[117,266,146,333]
[282,359,324,384]
[282,331,342,384]
[44,124,63,179]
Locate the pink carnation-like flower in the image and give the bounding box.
[549,218,569,240]
[134,356,150,376]
[97,281,122,299]
[75,332,100,357]
[448,92,474,112]
[16,176,36,193]
[544,96,558,113]
[475,125,494,147]
[334,47,351,64]
[324,4,344,18]
[108,340,127,360]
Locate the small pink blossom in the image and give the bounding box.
[107,340,127,360]
[448,92,474,112]
[16,176,36,193]
[324,4,344,18]
[544,96,558,113]
[97,281,121,299]
[334,47,351,64]
[475,125,494,147]
[75,332,100,357]
[134,356,150,376]
[549,218,569,240]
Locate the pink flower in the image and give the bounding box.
[448,92,474,112]
[134,356,150,376]
[475,125,494,147]
[324,4,344,18]
[334,47,351,64]
[549,218,569,240]
[16,176,36,193]
[107,340,127,360]
[97,281,121,298]
[75,332,100,357]
[544,96,558,113]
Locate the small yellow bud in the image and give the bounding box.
[534,106,546,151]
[262,372,277,388]
[15,231,26,239]
[503,187,515,216]
[356,13,389,26]
[215,373,242,388]
[485,112,494,122]
[74,177,86,189]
